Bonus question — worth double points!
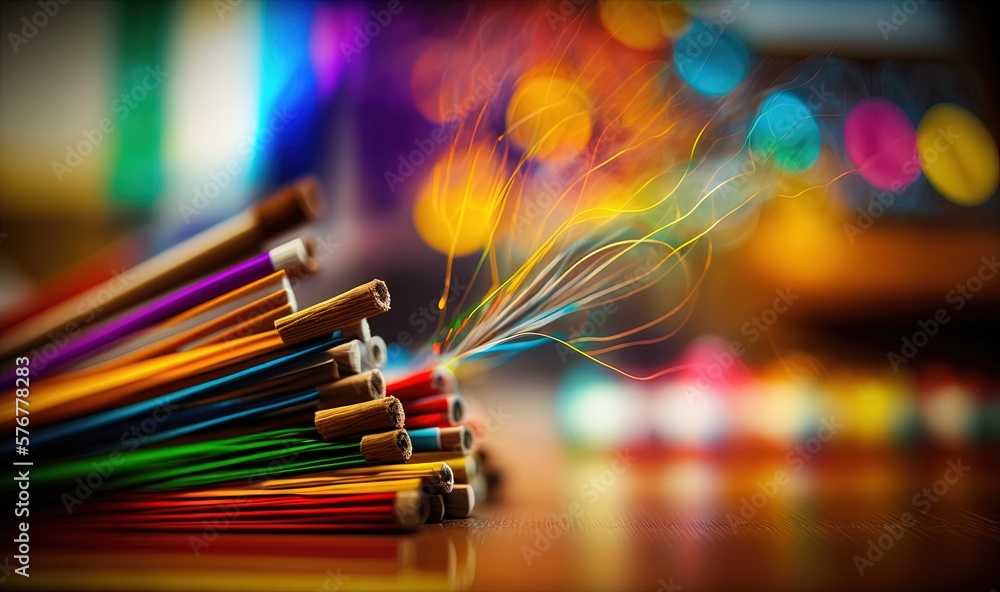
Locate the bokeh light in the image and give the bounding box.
[598,0,687,51]
[749,91,822,174]
[672,20,749,96]
[505,72,594,162]
[921,383,975,445]
[850,378,906,443]
[413,144,502,256]
[844,97,920,191]
[410,39,494,125]
[652,381,726,446]
[557,367,643,448]
[743,380,814,443]
[917,103,998,206]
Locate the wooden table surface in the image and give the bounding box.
[14,380,1000,591]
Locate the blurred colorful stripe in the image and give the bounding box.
[0,0,356,238]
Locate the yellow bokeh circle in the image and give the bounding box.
[917,103,998,206]
[598,1,688,51]
[413,147,500,256]
[506,74,593,163]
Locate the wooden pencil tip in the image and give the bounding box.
[275,280,390,345]
[386,396,405,428]
[314,396,405,441]
[360,429,413,463]
[316,358,340,383]
[370,369,385,397]
[396,428,413,461]
[368,279,390,312]
[317,369,385,409]
[292,176,323,220]
[439,462,455,494]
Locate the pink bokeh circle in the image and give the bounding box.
[844,97,920,191]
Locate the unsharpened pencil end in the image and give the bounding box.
[439,462,455,494]
[317,369,385,409]
[275,280,390,345]
[440,426,473,455]
[268,238,311,272]
[255,176,322,236]
[315,396,405,441]
[364,335,388,369]
[360,429,413,463]
[343,318,371,343]
[330,340,363,375]
[444,484,475,518]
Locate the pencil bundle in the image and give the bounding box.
[384,366,495,522]
[0,183,386,532]
[5,177,497,533]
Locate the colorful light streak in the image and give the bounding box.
[394,4,996,382]
[397,5,826,380]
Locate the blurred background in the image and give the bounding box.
[2,0,998,590]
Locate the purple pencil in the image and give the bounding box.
[39,238,310,373]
